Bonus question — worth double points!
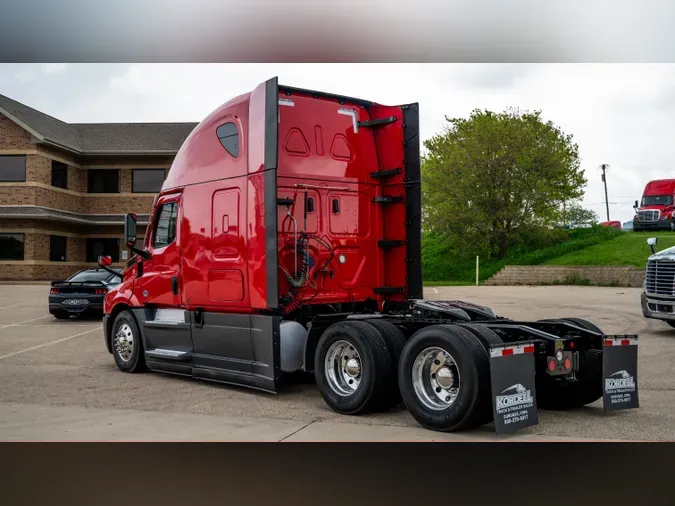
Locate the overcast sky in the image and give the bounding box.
[1,63,673,224]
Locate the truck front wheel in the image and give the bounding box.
[398,324,491,432]
[111,311,147,373]
[314,321,392,415]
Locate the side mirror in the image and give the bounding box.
[647,237,658,246]
[124,213,137,247]
[97,255,122,279]
[634,200,639,209]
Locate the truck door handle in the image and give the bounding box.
[171,276,178,295]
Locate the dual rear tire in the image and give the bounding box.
[314,320,502,431]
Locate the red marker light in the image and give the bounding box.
[548,360,556,372]
[564,357,572,371]
[523,345,535,354]
[502,348,514,356]
[604,339,613,346]
[569,341,575,349]
[621,339,630,346]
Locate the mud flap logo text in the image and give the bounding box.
[605,370,636,394]
[495,384,534,414]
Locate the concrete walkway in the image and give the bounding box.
[0,402,611,442]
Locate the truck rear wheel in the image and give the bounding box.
[362,319,407,410]
[314,320,392,416]
[111,311,147,373]
[536,317,603,410]
[398,324,492,432]
[457,324,503,426]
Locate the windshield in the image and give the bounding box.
[641,195,673,207]
[68,269,121,283]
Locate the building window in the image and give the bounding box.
[0,155,26,182]
[88,169,120,193]
[152,202,178,248]
[216,122,239,158]
[49,235,67,262]
[86,238,120,263]
[132,169,166,193]
[0,233,25,260]
[51,161,68,189]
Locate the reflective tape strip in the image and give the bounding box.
[490,343,535,358]
[603,337,638,347]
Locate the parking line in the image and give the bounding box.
[0,327,99,360]
[0,315,52,330]
[430,287,439,294]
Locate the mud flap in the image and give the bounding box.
[602,335,639,411]
[489,342,538,434]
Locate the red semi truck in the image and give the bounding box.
[98,78,639,434]
[633,179,675,232]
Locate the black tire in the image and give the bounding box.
[52,312,70,320]
[665,320,675,329]
[362,319,407,410]
[314,320,392,415]
[535,317,603,410]
[398,324,492,432]
[111,311,147,373]
[457,324,504,426]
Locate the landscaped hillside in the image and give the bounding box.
[422,226,625,285]
[543,232,675,267]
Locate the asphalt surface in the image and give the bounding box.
[0,284,672,441]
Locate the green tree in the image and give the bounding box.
[562,201,599,227]
[422,107,586,259]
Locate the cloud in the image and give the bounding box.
[1,63,674,223]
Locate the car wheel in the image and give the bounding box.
[111,311,147,373]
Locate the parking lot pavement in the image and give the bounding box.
[0,284,672,441]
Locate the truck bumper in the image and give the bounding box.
[641,293,675,320]
[633,220,673,231]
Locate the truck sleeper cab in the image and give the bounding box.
[101,78,639,434]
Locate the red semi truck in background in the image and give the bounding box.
[97,78,639,434]
[633,179,675,232]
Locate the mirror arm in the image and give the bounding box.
[128,244,152,261]
[100,265,123,279]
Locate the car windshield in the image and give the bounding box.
[642,195,673,206]
[68,270,120,283]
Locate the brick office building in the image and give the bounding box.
[0,93,197,281]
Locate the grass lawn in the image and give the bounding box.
[543,232,675,267]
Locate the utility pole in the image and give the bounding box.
[600,164,610,221]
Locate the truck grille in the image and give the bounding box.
[638,210,660,223]
[645,259,675,295]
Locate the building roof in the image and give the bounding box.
[0,93,197,156]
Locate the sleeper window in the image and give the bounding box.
[216,122,239,158]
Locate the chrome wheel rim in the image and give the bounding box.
[114,323,134,362]
[324,340,362,396]
[412,346,460,411]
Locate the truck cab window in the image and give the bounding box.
[216,122,239,158]
[152,202,178,248]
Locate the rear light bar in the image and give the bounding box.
[489,343,535,358]
[50,288,59,295]
[95,288,107,295]
[604,337,638,347]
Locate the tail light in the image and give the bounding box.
[50,288,59,295]
[95,288,107,295]
[563,357,572,371]
[548,359,556,372]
